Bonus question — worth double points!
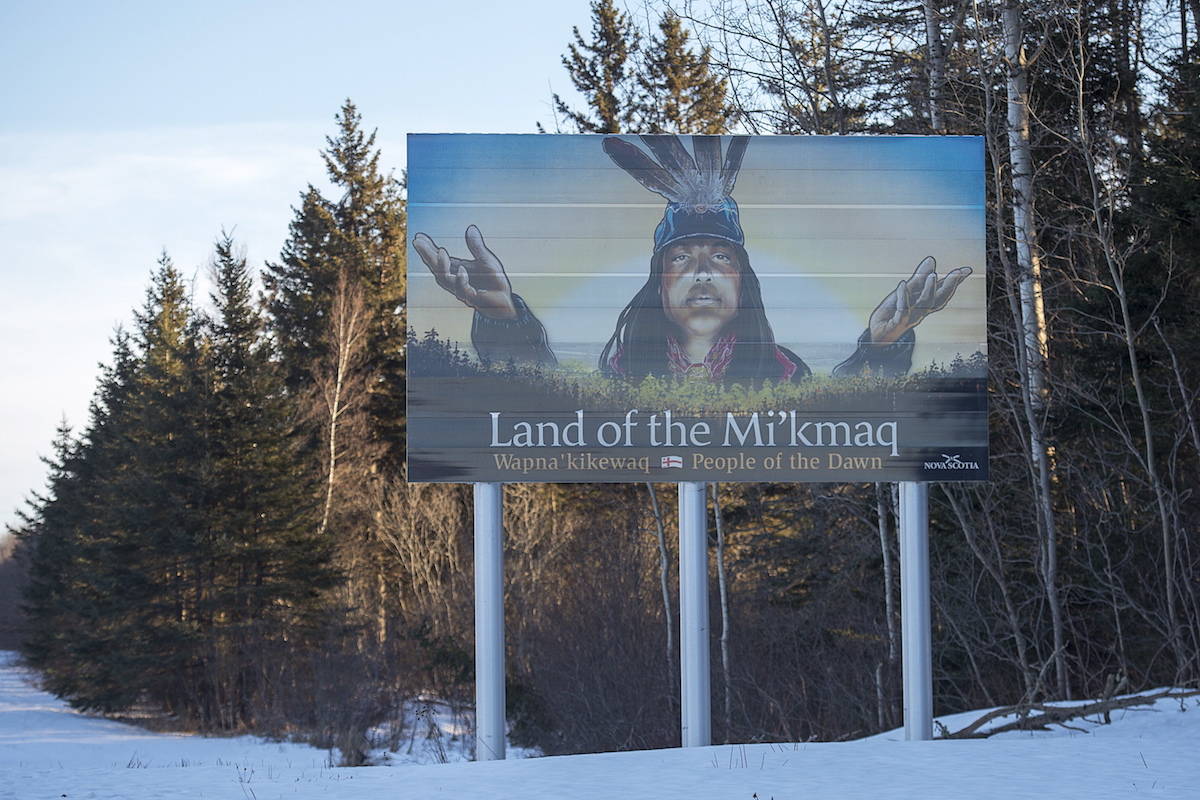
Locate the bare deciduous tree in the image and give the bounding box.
[311,272,373,538]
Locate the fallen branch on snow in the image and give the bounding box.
[938,688,1200,740]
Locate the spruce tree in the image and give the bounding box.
[111,255,212,711]
[54,331,143,710]
[263,100,407,467]
[20,245,342,723]
[635,12,732,134]
[554,0,641,132]
[50,257,212,714]
[262,187,338,388]
[17,419,88,695]
[17,260,210,715]
[205,233,338,727]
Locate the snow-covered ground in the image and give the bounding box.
[1,649,1197,799]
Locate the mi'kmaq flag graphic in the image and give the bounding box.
[661,456,683,469]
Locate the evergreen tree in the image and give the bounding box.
[19,256,211,713]
[203,233,338,727]
[17,419,89,696]
[264,100,407,466]
[109,255,211,711]
[20,246,343,724]
[554,0,641,132]
[51,331,143,709]
[264,105,405,688]
[1112,56,1200,447]
[1134,59,1199,299]
[635,12,732,134]
[263,187,338,388]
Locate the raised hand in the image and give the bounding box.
[868,257,972,344]
[412,225,518,320]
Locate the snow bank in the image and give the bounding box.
[2,650,1196,799]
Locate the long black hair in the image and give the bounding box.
[598,245,802,382]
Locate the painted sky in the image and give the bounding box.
[0,0,590,533]
[408,134,986,371]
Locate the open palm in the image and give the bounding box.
[868,257,972,344]
[413,225,517,320]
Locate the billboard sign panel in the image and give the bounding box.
[407,134,986,483]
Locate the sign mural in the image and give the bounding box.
[407,134,986,482]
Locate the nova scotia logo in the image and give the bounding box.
[924,453,980,471]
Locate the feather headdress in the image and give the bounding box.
[603,134,751,253]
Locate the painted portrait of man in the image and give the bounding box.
[413,135,971,384]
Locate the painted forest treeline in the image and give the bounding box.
[8,0,1200,760]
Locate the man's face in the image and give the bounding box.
[660,237,743,339]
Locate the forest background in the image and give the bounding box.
[2,0,1199,765]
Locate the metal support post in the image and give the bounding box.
[899,481,933,741]
[474,482,506,760]
[678,481,711,747]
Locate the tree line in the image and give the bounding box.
[7,0,1200,760]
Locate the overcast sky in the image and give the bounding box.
[0,0,593,534]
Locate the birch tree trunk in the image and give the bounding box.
[924,0,947,131]
[874,482,897,665]
[874,482,897,729]
[645,483,675,674]
[1001,0,1068,698]
[1002,0,1049,406]
[710,483,733,742]
[1189,1,1200,54]
[316,273,369,537]
[923,0,968,131]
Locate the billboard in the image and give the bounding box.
[407,134,986,483]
